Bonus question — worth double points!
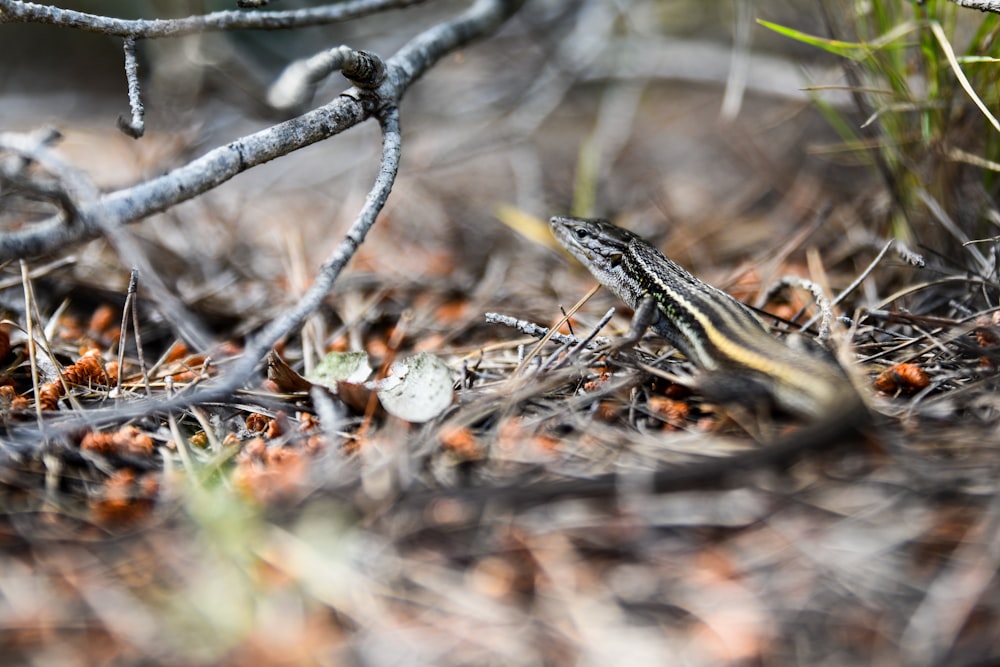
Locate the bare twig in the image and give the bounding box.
[540,307,615,372]
[947,0,1000,15]
[764,275,834,339]
[485,312,611,350]
[268,46,386,112]
[116,37,145,138]
[115,270,152,398]
[0,0,429,38]
[20,260,44,426]
[232,107,402,382]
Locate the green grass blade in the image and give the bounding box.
[757,19,868,60]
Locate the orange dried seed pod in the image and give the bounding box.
[874,363,930,395]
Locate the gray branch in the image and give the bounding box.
[947,0,1000,12]
[0,0,524,261]
[485,312,612,350]
[268,46,386,112]
[238,107,401,378]
[116,37,145,138]
[0,0,429,37]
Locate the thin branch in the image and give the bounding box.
[540,307,616,372]
[20,261,44,427]
[122,270,153,398]
[268,46,386,112]
[7,106,401,438]
[0,0,525,261]
[485,312,611,349]
[116,37,145,138]
[947,0,1000,13]
[764,275,834,340]
[232,106,402,382]
[0,0,429,38]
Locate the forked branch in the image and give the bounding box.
[0,0,524,441]
[0,0,524,261]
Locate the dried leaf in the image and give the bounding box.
[308,351,373,388]
[267,351,312,392]
[376,352,454,423]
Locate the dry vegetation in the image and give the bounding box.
[2,0,1000,664]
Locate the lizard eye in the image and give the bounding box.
[574,228,590,240]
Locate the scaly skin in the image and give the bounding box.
[550,215,862,422]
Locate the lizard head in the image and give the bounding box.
[549,216,635,285]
